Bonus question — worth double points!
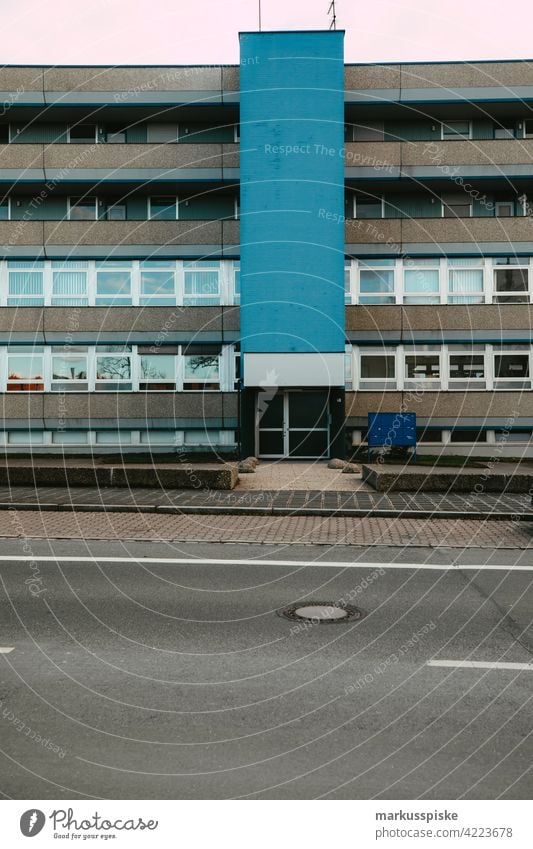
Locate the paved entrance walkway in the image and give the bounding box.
[237,460,369,492]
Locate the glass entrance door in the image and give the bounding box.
[257,390,330,458]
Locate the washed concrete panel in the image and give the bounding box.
[42,306,234,334]
[44,143,225,170]
[0,221,44,247]
[344,142,400,168]
[43,66,222,92]
[345,218,401,244]
[0,145,44,169]
[0,461,238,489]
[344,65,401,90]
[362,463,533,493]
[43,220,223,246]
[400,61,533,89]
[401,217,533,245]
[345,305,402,332]
[402,138,533,167]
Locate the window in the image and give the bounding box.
[493,122,516,139]
[106,202,126,221]
[493,258,529,303]
[149,196,177,220]
[68,196,97,220]
[495,201,515,217]
[416,427,443,443]
[404,347,441,388]
[450,429,487,443]
[354,196,383,218]
[7,349,44,391]
[52,431,88,444]
[140,260,176,305]
[441,120,471,139]
[403,259,440,304]
[69,124,97,143]
[146,124,178,143]
[359,352,396,390]
[183,261,220,305]
[233,261,240,304]
[96,261,132,305]
[448,346,486,389]
[139,351,176,391]
[358,259,395,304]
[7,261,44,305]
[95,347,132,391]
[0,198,9,219]
[352,121,384,141]
[95,431,132,444]
[51,348,88,391]
[184,429,217,445]
[493,347,531,389]
[344,260,352,304]
[525,120,533,138]
[442,193,472,217]
[494,429,532,443]
[51,260,88,305]
[106,127,126,144]
[140,430,178,445]
[8,430,45,444]
[447,258,484,303]
[183,345,220,390]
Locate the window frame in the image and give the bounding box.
[67,196,98,221]
[440,120,472,140]
[148,196,179,221]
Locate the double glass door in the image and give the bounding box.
[257,390,330,458]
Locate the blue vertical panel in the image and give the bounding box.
[239,31,345,354]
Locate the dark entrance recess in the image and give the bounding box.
[239,388,345,460]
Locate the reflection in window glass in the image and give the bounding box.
[7,355,44,390]
[139,354,176,390]
[494,268,529,303]
[183,354,220,389]
[96,270,132,305]
[51,355,88,391]
[359,268,394,304]
[95,354,132,390]
[69,197,97,220]
[140,270,175,305]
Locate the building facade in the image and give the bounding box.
[1,33,533,456]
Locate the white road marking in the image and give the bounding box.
[0,554,529,571]
[0,647,14,653]
[428,659,533,671]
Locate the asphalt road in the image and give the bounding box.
[0,539,532,800]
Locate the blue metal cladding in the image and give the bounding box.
[239,31,345,354]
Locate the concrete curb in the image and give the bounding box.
[1,501,531,521]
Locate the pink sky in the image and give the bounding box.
[2,0,533,65]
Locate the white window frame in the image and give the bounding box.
[440,120,472,140]
[148,196,179,221]
[139,261,176,305]
[441,197,473,218]
[67,196,98,221]
[356,258,397,305]
[353,195,385,219]
[67,123,98,144]
[356,347,398,391]
[181,260,221,306]
[403,345,443,390]
[491,257,531,304]
[138,351,178,392]
[446,345,487,391]
[94,347,134,392]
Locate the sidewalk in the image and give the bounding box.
[0,484,530,520]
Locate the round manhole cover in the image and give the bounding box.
[277,602,364,624]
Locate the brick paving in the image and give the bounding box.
[0,485,531,519]
[1,509,532,547]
